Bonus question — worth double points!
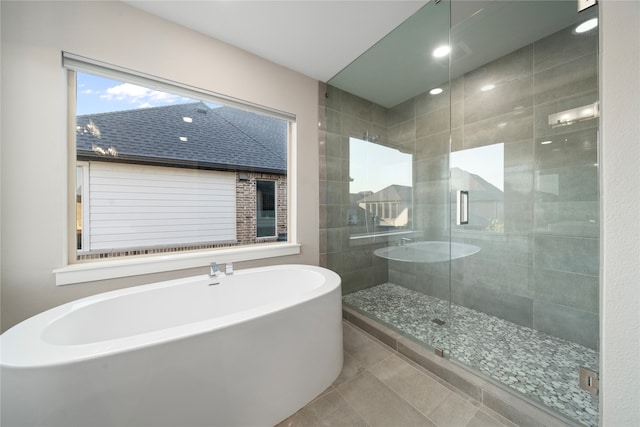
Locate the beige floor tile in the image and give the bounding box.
[429,392,479,427]
[276,389,369,427]
[342,322,392,369]
[368,355,453,417]
[333,351,366,387]
[465,408,514,427]
[337,371,437,427]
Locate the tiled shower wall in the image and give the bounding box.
[318,84,390,295]
[320,22,599,349]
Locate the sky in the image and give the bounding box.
[349,137,413,194]
[349,137,504,195]
[76,72,202,115]
[450,143,504,191]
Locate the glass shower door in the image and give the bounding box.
[329,0,453,356]
[448,1,600,426]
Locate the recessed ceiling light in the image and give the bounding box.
[183,117,193,123]
[575,18,598,33]
[432,45,450,58]
[481,84,495,92]
[429,87,443,95]
[179,136,188,142]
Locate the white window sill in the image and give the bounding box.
[54,243,301,286]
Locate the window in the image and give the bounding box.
[349,137,413,236]
[66,54,293,261]
[256,180,276,238]
[450,143,504,233]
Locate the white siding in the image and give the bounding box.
[87,162,236,251]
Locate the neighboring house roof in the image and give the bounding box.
[450,167,504,201]
[358,185,412,203]
[76,102,287,174]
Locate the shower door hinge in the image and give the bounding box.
[435,347,444,358]
[578,0,597,12]
[579,367,599,395]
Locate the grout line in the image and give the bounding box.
[345,318,480,427]
[332,375,373,427]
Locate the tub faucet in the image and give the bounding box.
[399,237,412,246]
[209,262,225,285]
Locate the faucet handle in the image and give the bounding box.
[210,262,221,276]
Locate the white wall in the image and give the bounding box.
[599,1,640,425]
[0,1,319,330]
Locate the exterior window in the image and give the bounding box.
[71,68,290,260]
[256,180,276,238]
[349,137,412,235]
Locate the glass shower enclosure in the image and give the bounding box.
[321,1,599,426]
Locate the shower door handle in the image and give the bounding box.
[456,190,469,225]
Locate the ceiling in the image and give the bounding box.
[123,1,594,108]
[122,0,428,83]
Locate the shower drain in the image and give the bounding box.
[432,318,446,326]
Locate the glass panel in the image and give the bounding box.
[256,180,276,238]
[348,137,412,237]
[449,1,599,425]
[450,143,504,232]
[326,0,452,355]
[75,165,83,251]
[322,1,599,425]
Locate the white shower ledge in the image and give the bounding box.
[374,241,480,263]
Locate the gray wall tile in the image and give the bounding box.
[464,77,534,125]
[534,267,599,313]
[535,127,598,170]
[534,235,599,276]
[534,23,598,73]
[463,45,533,97]
[533,301,599,349]
[533,91,598,139]
[534,53,598,105]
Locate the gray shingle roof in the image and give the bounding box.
[76,102,287,174]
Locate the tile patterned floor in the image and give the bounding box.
[342,283,599,427]
[278,321,518,427]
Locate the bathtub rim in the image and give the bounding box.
[1,264,341,369]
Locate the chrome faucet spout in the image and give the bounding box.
[399,237,412,246]
[209,262,225,285]
[210,262,221,277]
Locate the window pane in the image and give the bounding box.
[349,137,413,235]
[75,71,288,260]
[256,180,276,238]
[450,143,504,233]
[76,166,83,250]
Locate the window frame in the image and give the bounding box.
[55,52,300,286]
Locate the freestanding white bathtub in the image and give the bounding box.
[0,264,343,427]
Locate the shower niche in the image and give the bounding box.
[321,0,600,426]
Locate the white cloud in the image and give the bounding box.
[99,83,183,109]
[104,83,149,100]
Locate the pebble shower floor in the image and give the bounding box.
[343,283,599,427]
